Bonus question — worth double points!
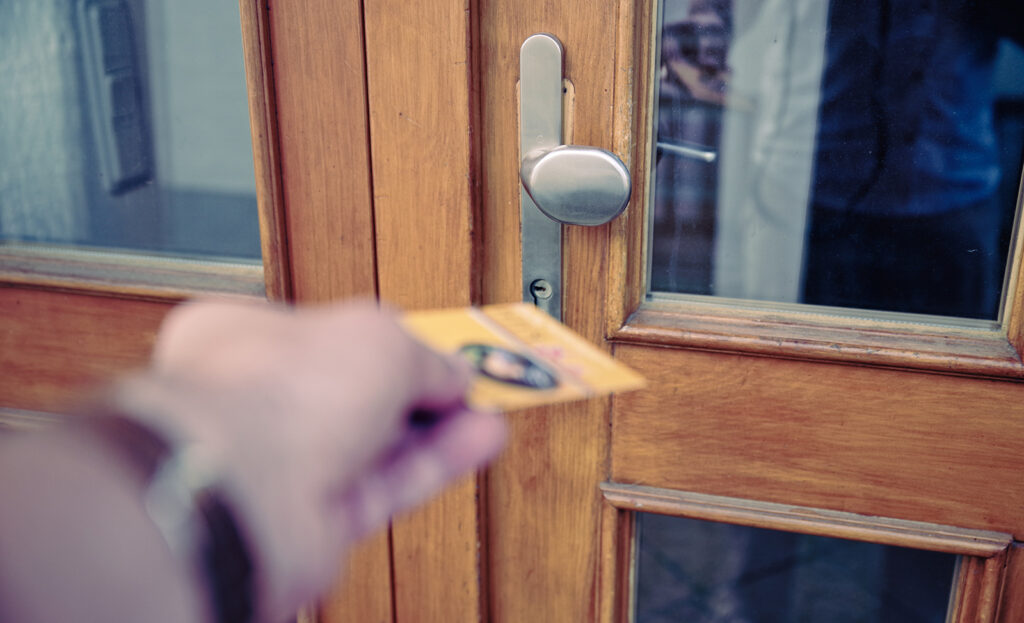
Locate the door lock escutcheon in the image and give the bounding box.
[520,33,632,320]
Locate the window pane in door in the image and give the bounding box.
[0,0,260,261]
[648,0,1024,321]
[634,512,958,623]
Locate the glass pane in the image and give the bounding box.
[0,0,260,261]
[649,0,1024,321]
[635,513,957,623]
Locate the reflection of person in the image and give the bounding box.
[0,300,507,623]
[677,0,1023,318]
[660,0,732,106]
[650,0,735,292]
[802,1,1024,318]
[458,343,559,390]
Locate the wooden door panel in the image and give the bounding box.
[477,1,626,620]
[323,0,488,621]
[485,399,610,623]
[264,0,377,303]
[1000,545,1024,623]
[611,344,1024,536]
[0,287,169,413]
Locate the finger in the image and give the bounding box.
[404,340,474,414]
[333,408,506,540]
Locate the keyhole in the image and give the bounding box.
[530,279,553,303]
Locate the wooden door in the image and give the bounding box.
[5,1,1024,622]
[0,0,470,621]
[471,1,1024,622]
[341,1,1024,622]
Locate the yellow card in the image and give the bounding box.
[402,303,645,411]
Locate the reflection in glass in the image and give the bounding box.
[649,0,1024,320]
[634,513,957,623]
[0,0,260,261]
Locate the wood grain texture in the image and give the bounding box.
[362,0,484,620]
[0,287,169,412]
[484,400,608,623]
[611,343,1024,537]
[600,483,1012,557]
[606,0,655,335]
[998,544,1024,623]
[951,553,1009,623]
[596,498,635,623]
[267,0,377,304]
[263,3,390,620]
[0,246,264,300]
[1003,179,1024,354]
[364,0,479,310]
[615,300,1024,379]
[390,478,484,622]
[477,1,623,621]
[318,531,393,623]
[239,0,290,301]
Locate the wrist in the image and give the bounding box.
[0,428,209,623]
[82,380,257,623]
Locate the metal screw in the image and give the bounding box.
[530,279,553,301]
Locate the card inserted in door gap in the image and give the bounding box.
[402,303,646,411]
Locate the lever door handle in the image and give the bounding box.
[521,145,631,226]
[520,33,631,319]
[519,34,631,226]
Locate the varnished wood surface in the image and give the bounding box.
[600,483,1012,557]
[267,0,377,304]
[1002,181,1024,355]
[365,0,480,310]
[484,399,610,623]
[477,1,625,621]
[391,478,484,622]
[616,300,1024,379]
[0,287,169,412]
[265,1,391,621]
[239,0,290,301]
[0,246,264,301]
[318,531,393,623]
[596,498,635,623]
[999,544,1024,623]
[362,0,484,620]
[951,554,1008,623]
[611,343,1024,537]
[606,0,655,334]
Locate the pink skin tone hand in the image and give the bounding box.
[0,300,507,623]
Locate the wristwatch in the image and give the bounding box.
[82,413,255,623]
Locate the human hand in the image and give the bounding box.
[116,299,506,621]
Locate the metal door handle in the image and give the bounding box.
[521,145,631,225]
[520,33,631,318]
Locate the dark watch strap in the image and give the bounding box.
[195,489,255,623]
[80,414,255,623]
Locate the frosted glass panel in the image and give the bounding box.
[0,0,260,261]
